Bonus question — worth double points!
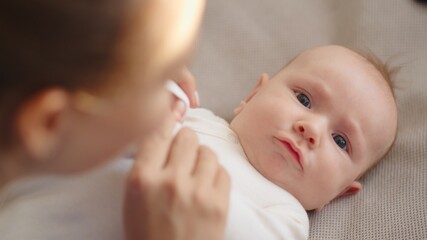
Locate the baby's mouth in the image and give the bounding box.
[276,138,303,170]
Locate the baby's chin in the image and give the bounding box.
[272,179,335,212]
[300,198,329,212]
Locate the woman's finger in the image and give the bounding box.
[165,127,199,174]
[134,112,176,170]
[174,67,199,107]
[171,95,186,122]
[214,166,231,203]
[193,146,219,185]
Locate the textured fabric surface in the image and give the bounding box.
[191,0,427,239]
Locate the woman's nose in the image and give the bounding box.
[293,120,321,149]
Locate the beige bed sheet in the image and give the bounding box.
[191,0,427,239]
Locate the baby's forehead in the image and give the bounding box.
[292,46,375,71]
[290,46,389,93]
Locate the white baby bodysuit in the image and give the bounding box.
[184,108,309,240]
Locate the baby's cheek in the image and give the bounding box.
[259,100,298,129]
[257,98,289,120]
[325,161,354,192]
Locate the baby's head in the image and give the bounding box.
[230,45,398,211]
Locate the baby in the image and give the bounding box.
[175,45,398,239]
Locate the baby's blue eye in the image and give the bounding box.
[296,92,311,108]
[333,134,347,150]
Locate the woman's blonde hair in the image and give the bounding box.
[0,0,205,148]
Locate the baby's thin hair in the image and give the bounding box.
[350,48,401,99]
[349,48,401,179]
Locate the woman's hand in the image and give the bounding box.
[172,66,200,108]
[170,66,199,121]
[124,113,230,240]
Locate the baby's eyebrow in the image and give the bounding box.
[306,76,333,104]
[304,75,332,104]
[341,117,364,157]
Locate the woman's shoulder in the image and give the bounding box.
[0,159,132,240]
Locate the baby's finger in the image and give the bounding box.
[165,127,199,174]
[134,112,176,170]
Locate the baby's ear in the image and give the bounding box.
[336,181,362,198]
[315,181,362,212]
[233,73,269,115]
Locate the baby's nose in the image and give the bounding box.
[293,121,321,148]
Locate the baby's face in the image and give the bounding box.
[230,46,397,210]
